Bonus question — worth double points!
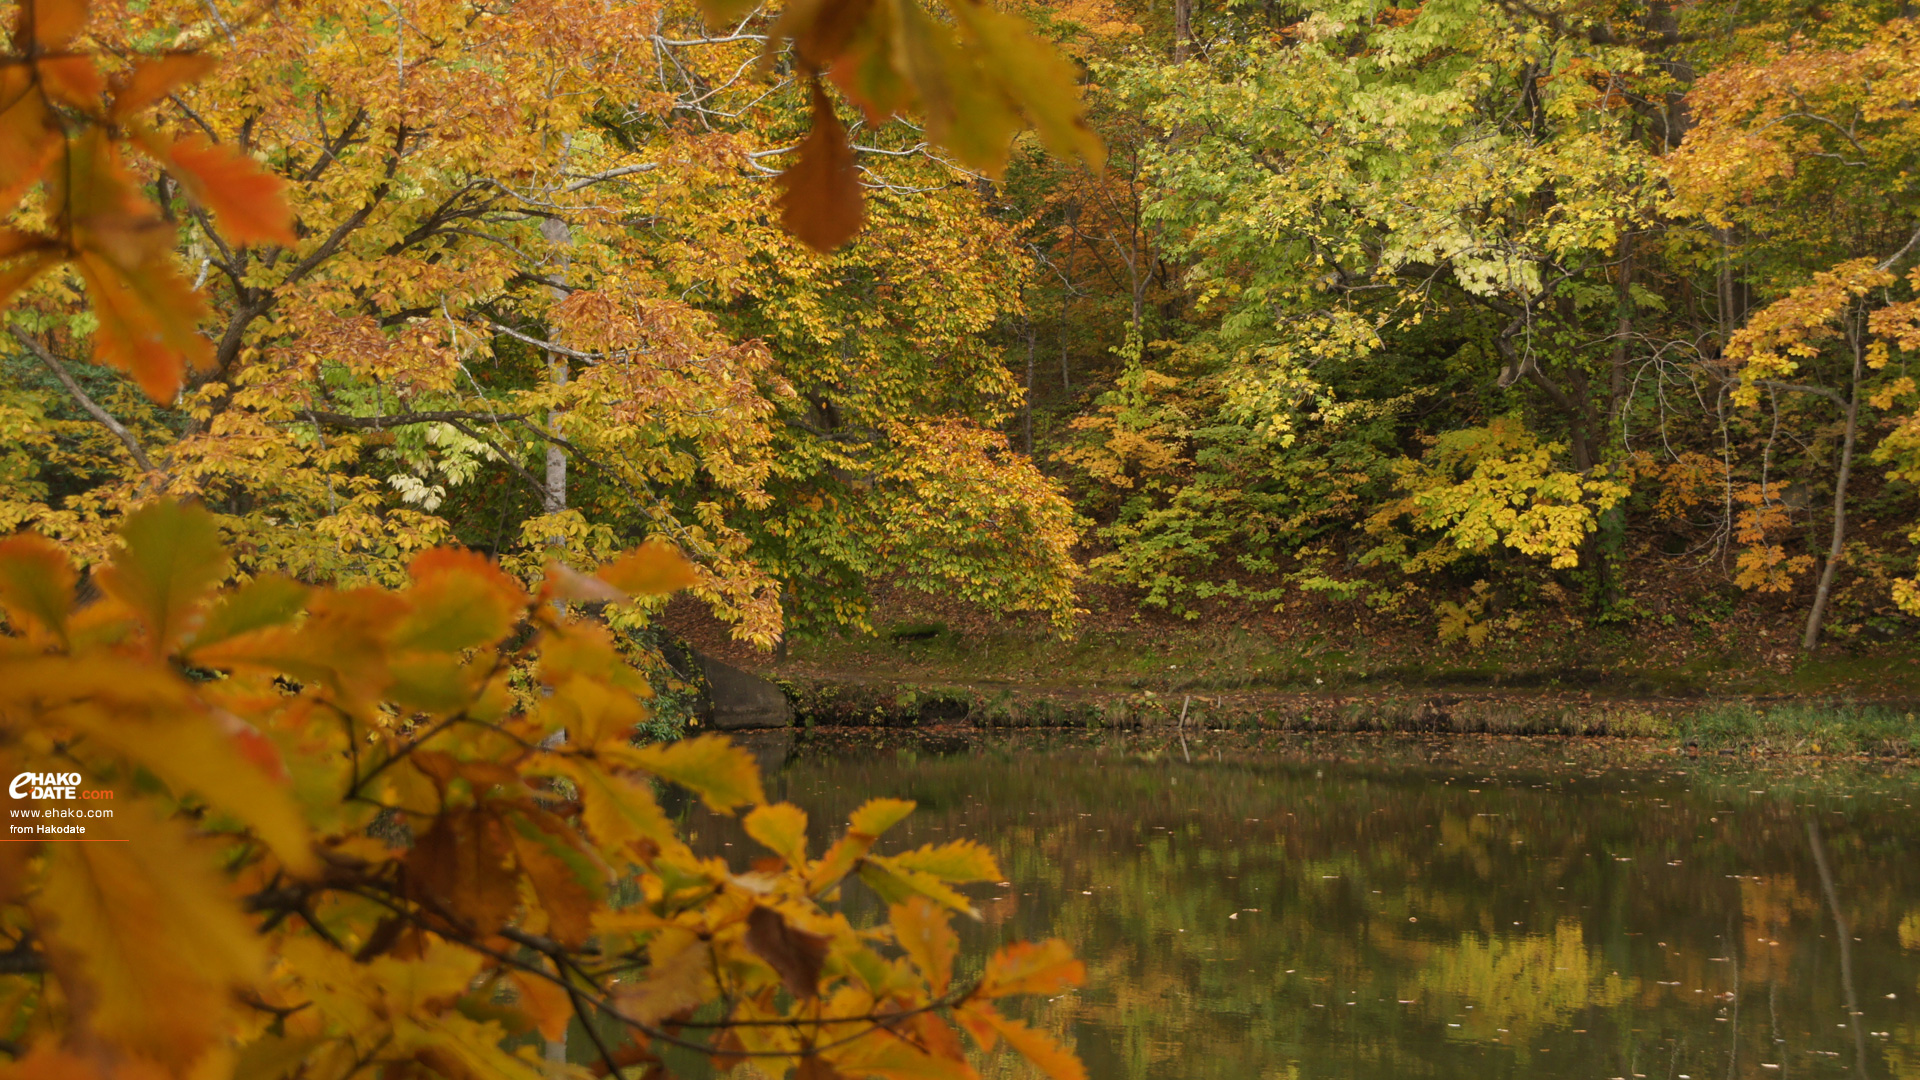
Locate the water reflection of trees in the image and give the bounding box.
[711,736,1920,1080]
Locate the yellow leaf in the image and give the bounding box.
[540,757,676,857]
[95,499,228,653]
[889,897,956,996]
[744,802,809,866]
[891,839,1000,882]
[614,929,714,1024]
[857,857,977,918]
[0,532,72,644]
[622,734,764,812]
[184,574,308,654]
[849,797,915,836]
[826,1030,976,1080]
[36,804,263,1070]
[392,548,524,653]
[62,698,318,876]
[949,2,1103,169]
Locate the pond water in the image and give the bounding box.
[689,731,1920,1080]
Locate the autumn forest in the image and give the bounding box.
[2,0,1919,1079]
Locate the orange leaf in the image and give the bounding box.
[912,1013,968,1064]
[36,805,264,1070]
[980,939,1084,999]
[160,135,296,247]
[508,810,605,946]
[595,538,699,596]
[778,80,863,253]
[0,227,56,261]
[392,547,525,652]
[953,1001,999,1051]
[109,53,218,122]
[509,971,575,1042]
[37,55,103,108]
[0,1042,108,1080]
[16,0,89,51]
[74,249,209,402]
[541,560,626,603]
[793,1058,850,1080]
[0,69,59,214]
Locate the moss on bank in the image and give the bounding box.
[773,678,1917,755]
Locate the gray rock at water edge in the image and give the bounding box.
[696,651,793,730]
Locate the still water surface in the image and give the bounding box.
[692,732,1920,1080]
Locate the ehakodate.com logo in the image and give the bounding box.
[10,771,109,800]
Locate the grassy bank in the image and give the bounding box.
[771,679,1919,757]
[667,591,1920,758]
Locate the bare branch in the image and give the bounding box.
[10,328,162,475]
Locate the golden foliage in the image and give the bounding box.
[0,502,1086,1080]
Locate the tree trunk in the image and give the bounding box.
[1609,234,1632,426]
[1802,326,1865,652]
[1173,0,1192,62]
[1060,205,1077,391]
[541,215,571,517]
[1023,314,1036,456]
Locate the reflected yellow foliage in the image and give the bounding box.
[1417,920,1634,1041]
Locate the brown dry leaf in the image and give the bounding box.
[404,809,519,932]
[744,905,830,999]
[777,80,863,253]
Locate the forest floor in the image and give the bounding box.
[662,582,1920,758]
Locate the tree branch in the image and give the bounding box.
[10,328,162,475]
